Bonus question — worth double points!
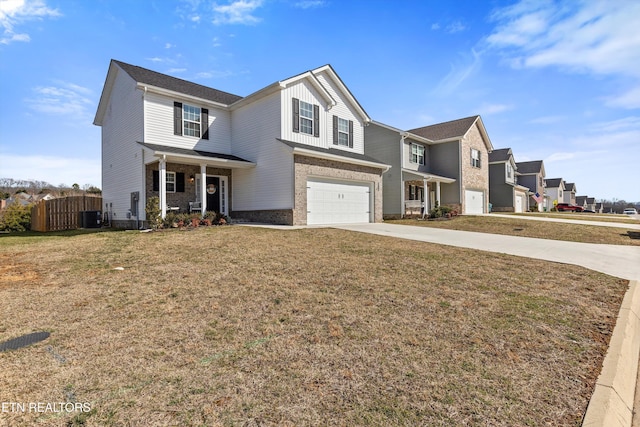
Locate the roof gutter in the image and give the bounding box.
[288,146,391,172]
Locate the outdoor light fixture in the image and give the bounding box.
[189,175,195,183]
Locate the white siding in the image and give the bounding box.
[280,73,365,155]
[315,70,365,154]
[231,92,293,211]
[144,92,232,154]
[101,68,145,221]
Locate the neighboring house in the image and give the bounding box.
[364,115,493,217]
[595,202,604,214]
[575,196,588,209]
[515,160,547,211]
[585,197,596,211]
[563,182,577,205]
[545,178,565,209]
[488,148,530,212]
[94,60,390,228]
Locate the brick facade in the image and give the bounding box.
[460,124,490,213]
[145,162,232,213]
[293,155,384,225]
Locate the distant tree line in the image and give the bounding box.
[0,178,101,199]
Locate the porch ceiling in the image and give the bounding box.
[138,142,255,169]
[401,168,455,184]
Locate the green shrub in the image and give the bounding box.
[145,196,162,229]
[0,202,33,232]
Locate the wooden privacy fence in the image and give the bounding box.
[31,196,103,232]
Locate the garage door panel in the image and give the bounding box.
[464,190,484,214]
[307,180,371,225]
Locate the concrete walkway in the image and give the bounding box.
[489,213,640,230]
[333,223,640,427]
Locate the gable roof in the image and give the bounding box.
[407,115,493,151]
[515,160,544,175]
[489,148,512,163]
[113,60,243,105]
[565,182,576,192]
[544,178,564,188]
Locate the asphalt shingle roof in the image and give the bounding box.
[277,138,388,167]
[565,182,576,192]
[489,148,512,162]
[137,142,252,163]
[545,178,563,188]
[408,116,479,141]
[114,60,243,105]
[515,160,543,174]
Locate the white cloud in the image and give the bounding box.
[0,0,60,44]
[447,21,466,34]
[486,1,640,78]
[166,68,187,74]
[433,48,482,96]
[212,0,263,25]
[604,85,640,110]
[25,82,93,118]
[477,103,513,115]
[0,153,101,187]
[294,0,325,9]
[430,23,440,30]
[529,115,566,124]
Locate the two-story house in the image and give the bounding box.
[563,182,577,205]
[488,148,530,212]
[544,178,565,208]
[515,160,547,211]
[364,116,493,217]
[94,60,390,228]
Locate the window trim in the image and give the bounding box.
[166,171,176,193]
[410,143,425,165]
[471,148,481,168]
[337,117,350,146]
[183,104,201,138]
[299,100,314,136]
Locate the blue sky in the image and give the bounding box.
[0,0,638,202]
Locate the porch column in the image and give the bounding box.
[436,181,441,207]
[422,178,428,219]
[200,164,207,216]
[159,156,167,219]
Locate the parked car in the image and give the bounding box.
[582,209,595,213]
[555,203,584,212]
[623,208,638,215]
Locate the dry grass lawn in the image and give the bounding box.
[509,212,639,224]
[0,226,628,426]
[388,216,640,246]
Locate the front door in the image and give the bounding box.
[206,177,220,214]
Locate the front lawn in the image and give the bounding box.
[0,227,628,426]
[387,216,640,246]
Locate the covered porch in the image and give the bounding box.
[139,143,255,219]
[401,169,456,218]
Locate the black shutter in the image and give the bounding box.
[478,152,481,168]
[348,120,354,148]
[174,102,182,135]
[313,104,320,137]
[292,98,299,133]
[201,108,209,140]
[332,115,338,145]
[176,173,185,192]
[153,170,159,191]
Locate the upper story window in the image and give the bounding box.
[299,101,313,135]
[292,98,319,137]
[471,148,481,168]
[410,144,425,165]
[173,102,209,140]
[183,105,201,137]
[506,163,512,179]
[333,115,353,148]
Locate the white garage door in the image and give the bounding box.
[464,190,484,214]
[307,179,371,225]
[515,194,524,213]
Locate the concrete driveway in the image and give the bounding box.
[335,223,640,280]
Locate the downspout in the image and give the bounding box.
[400,134,408,218]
